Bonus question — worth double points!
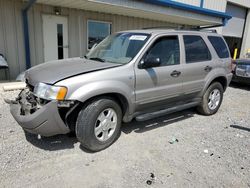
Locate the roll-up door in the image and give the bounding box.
[223,3,246,38]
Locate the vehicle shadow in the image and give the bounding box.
[122,109,195,134]
[24,131,78,151]
[230,82,250,91]
[24,109,195,151]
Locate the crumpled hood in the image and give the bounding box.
[25,57,121,86]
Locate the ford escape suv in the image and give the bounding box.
[6,29,233,151]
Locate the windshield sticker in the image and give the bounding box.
[129,35,147,41]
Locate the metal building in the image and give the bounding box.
[0,0,249,80]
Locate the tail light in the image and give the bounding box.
[230,59,236,72]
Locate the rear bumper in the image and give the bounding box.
[10,97,70,137]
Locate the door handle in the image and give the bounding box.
[171,70,181,77]
[204,66,212,72]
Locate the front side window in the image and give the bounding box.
[144,36,180,66]
[208,36,230,58]
[88,20,111,49]
[184,35,211,63]
[86,33,150,64]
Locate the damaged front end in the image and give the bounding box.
[6,88,73,136]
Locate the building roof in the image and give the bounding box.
[34,0,231,26]
[144,0,232,21]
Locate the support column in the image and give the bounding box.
[22,0,37,70]
[240,9,250,58]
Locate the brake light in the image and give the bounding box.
[230,59,236,72]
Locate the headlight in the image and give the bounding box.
[34,83,67,100]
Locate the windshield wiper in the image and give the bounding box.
[89,57,105,62]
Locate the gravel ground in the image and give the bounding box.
[0,83,249,188]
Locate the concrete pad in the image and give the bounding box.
[1,82,26,91]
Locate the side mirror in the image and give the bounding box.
[139,57,161,69]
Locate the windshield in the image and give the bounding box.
[86,33,150,64]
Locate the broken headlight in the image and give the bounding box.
[34,82,67,101]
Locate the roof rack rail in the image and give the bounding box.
[142,24,222,33]
[198,29,218,33]
[142,26,184,30]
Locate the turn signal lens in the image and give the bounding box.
[231,59,236,72]
[56,87,67,100]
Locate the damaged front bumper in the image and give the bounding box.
[7,89,71,136]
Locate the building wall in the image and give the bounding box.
[0,0,178,80]
[0,0,25,80]
[29,3,179,66]
[203,0,227,12]
[173,0,227,12]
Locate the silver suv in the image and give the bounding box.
[7,29,233,151]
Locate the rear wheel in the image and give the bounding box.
[76,98,122,152]
[197,82,224,115]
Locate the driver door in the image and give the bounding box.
[135,35,184,111]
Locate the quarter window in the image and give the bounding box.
[145,36,180,66]
[184,35,211,63]
[208,36,230,58]
[88,20,111,50]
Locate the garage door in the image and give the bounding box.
[223,3,247,38]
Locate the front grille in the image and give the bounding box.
[236,65,250,78]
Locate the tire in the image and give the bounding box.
[197,82,224,115]
[76,97,122,152]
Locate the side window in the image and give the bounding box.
[183,35,211,63]
[145,36,180,66]
[208,36,230,58]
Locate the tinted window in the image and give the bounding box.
[184,35,211,63]
[145,36,180,66]
[88,20,111,49]
[208,36,230,58]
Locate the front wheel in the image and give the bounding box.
[197,82,224,115]
[76,98,122,152]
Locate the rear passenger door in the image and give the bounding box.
[181,35,215,99]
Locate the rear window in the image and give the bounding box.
[183,35,211,63]
[208,36,229,58]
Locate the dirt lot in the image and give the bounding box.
[0,83,249,188]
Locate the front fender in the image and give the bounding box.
[67,80,135,114]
